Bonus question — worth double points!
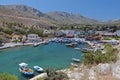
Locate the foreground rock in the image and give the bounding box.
[112,60,120,80]
[97,63,111,75]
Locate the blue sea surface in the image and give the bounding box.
[0,42,89,80]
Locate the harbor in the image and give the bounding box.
[0,42,89,80]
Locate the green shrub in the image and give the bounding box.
[0,73,18,80]
[83,43,118,65]
[41,68,69,80]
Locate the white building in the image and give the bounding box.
[27,34,41,43]
[43,30,54,35]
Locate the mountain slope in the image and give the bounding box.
[0,5,56,28]
[0,4,102,28]
[47,11,100,24]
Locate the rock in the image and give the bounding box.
[88,69,96,80]
[97,63,110,75]
[112,60,120,79]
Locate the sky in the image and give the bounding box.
[0,0,120,21]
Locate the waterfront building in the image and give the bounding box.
[27,34,41,43]
[11,34,21,42]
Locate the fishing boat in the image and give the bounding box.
[19,63,34,76]
[72,58,80,62]
[66,42,78,47]
[33,66,44,72]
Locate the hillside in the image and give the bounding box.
[0,5,102,28]
[47,11,100,24]
[0,5,56,28]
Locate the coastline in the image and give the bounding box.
[29,40,120,80]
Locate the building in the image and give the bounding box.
[55,31,64,37]
[11,34,21,42]
[102,32,115,38]
[27,34,41,43]
[43,29,54,35]
[65,30,75,38]
[114,30,120,36]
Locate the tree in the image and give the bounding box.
[0,73,18,80]
[43,68,68,80]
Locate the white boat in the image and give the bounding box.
[34,66,44,72]
[66,42,78,47]
[72,58,80,62]
[74,47,81,50]
[33,43,40,47]
[19,63,34,76]
[70,63,78,67]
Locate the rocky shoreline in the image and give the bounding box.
[30,42,120,80]
[61,44,120,80]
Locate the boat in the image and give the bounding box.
[72,58,80,62]
[43,41,49,45]
[19,63,34,76]
[74,47,81,51]
[66,42,78,47]
[70,63,78,67]
[33,66,44,72]
[81,48,93,53]
[33,43,40,47]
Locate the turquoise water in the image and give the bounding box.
[0,42,89,80]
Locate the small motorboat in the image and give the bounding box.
[33,66,44,72]
[72,58,80,62]
[19,63,34,76]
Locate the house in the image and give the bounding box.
[102,32,115,38]
[87,30,95,35]
[75,30,85,38]
[55,31,64,37]
[27,34,41,43]
[22,35,27,42]
[95,31,105,36]
[114,30,120,36]
[65,30,75,38]
[96,31,115,38]
[11,34,21,42]
[43,29,54,35]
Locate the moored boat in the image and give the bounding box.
[19,63,34,76]
[33,43,40,47]
[33,66,44,72]
[70,63,78,67]
[81,48,93,53]
[66,42,78,47]
[74,47,81,51]
[72,58,80,62]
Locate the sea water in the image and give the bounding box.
[0,42,89,80]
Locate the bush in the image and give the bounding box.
[84,44,118,65]
[0,73,18,80]
[41,68,68,80]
